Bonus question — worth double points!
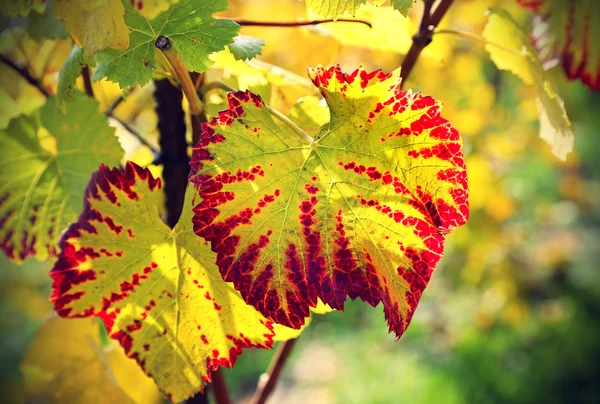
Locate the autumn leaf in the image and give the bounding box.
[483,8,573,161]
[54,0,130,57]
[518,0,600,91]
[49,162,282,402]
[92,0,239,88]
[305,0,369,19]
[0,95,123,262]
[189,65,469,338]
[20,317,162,404]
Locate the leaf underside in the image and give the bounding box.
[518,0,600,91]
[189,65,469,338]
[50,162,276,402]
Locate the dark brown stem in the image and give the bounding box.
[0,54,49,97]
[211,369,232,404]
[82,66,94,98]
[232,18,372,28]
[400,0,455,85]
[250,339,298,404]
[154,78,190,229]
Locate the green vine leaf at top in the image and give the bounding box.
[92,0,240,88]
[390,0,415,16]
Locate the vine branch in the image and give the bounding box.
[232,18,372,28]
[250,339,298,404]
[0,54,49,97]
[400,0,455,85]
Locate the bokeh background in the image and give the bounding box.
[1,0,599,403]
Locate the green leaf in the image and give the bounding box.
[227,35,265,61]
[50,164,280,402]
[0,95,123,262]
[57,45,95,107]
[92,0,239,88]
[305,0,369,19]
[483,8,574,160]
[189,65,469,338]
[26,0,69,40]
[390,0,415,16]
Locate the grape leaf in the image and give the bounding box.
[54,0,130,57]
[306,0,369,19]
[189,65,469,338]
[92,0,239,88]
[288,95,329,135]
[0,95,123,262]
[20,317,162,404]
[483,8,573,160]
[228,35,265,61]
[57,45,95,107]
[50,162,279,402]
[390,0,415,16]
[0,0,45,17]
[518,0,600,91]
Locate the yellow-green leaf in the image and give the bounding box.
[306,0,369,19]
[189,65,469,338]
[0,0,45,17]
[50,163,280,402]
[0,95,123,262]
[483,8,573,160]
[20,317,162,404]
[54,0,130,56]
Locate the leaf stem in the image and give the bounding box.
[231,18,372,28]
[433,28,527,57]
[400,0,455,85]
[0,54,49,97]
[210,369,231,404]
[155,36,203,116]
[200,81,314,143]
[250,339,298,404]
[82,66,94,98]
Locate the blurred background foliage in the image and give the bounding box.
[1,0,599,403]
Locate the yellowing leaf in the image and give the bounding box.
[50,163,278,402]
[20,317,162,404]
[0,96,123,262]
[54,0,130,56]
[319,5,412,54]
[189,65,469,338]
[483,8,573,160]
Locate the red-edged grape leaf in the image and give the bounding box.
[0,95,123,262]
[189,65,469,338]
[518,0,600,91]
[50,162,277,402]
